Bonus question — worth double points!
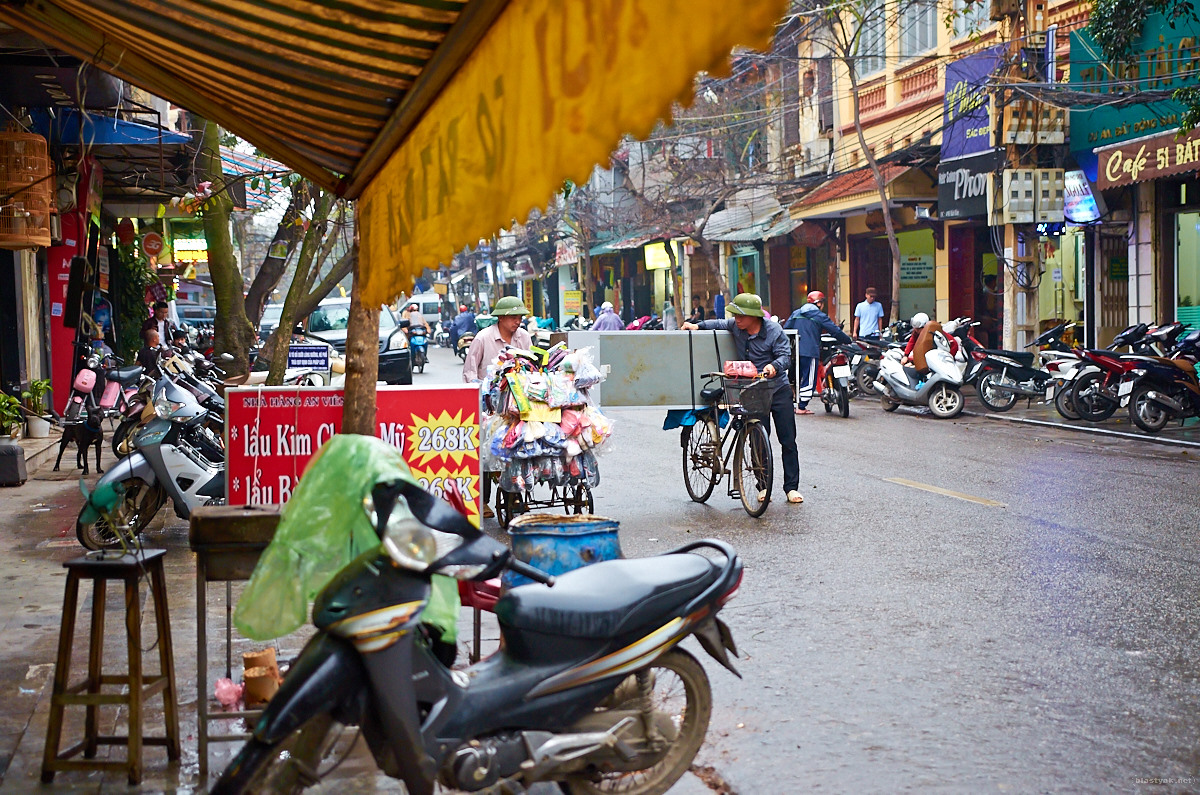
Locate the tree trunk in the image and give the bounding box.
[698,238,731,306]
[662,240,684,319]
[244,184,311,325]
[265,248,356,384]
[581,247,595,319]
[199,118,254,377]
[846,65,902,323]
[341,246,378,436]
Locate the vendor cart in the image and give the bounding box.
[482,343,611,528]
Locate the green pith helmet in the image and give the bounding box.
[492,296,529,316]
[727,292,764,318]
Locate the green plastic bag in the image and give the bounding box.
[234,435,460,642]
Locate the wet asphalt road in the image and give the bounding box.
[597,398,1200,792]
[1,344,1197,792]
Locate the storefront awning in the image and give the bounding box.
[1094,127,1200,189]
[589,231,665,257]
[0,0,789,305]
[790,164,929,220]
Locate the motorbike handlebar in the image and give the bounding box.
[507,556,556,586]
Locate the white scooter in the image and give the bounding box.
[874,330,966,419]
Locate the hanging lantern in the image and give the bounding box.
[0,128,53,250]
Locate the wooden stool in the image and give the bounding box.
[41,549,180,785]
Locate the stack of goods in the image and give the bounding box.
[482,344,613,493]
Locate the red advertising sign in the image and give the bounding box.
[225,384,482,522]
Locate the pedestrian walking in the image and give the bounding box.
[852,287,886,338]
[783,291,852,415]
[682,292,804,504]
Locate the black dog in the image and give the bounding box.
[53,409,104,475]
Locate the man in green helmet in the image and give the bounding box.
[462,295,532,518]
[461,295,533,383]
[682,292,803,505]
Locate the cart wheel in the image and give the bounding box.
[496,491,514,529]
[568,483,594,515]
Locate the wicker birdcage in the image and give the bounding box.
[0,129,53,250]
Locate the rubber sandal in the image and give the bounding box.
[794,409,814,415]
[787,490,804,504]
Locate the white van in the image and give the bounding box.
[406,292,445,326]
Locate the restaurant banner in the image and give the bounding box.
[225,384,482,521]
[1095,128,1200,189]
[942,47,1005,162]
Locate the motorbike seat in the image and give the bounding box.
[980,349,1036,367]
[699,386,723,405]
[105,365,144,385]
[496,554,719,639]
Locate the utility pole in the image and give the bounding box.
[994,0,1062,349]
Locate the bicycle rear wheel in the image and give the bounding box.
[733,422,772,518]
[682,419,719,503]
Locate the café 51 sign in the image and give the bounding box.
[1097,128,1200,189]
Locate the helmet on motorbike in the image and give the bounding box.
[727,293,765,317]
[407,303,419,312]
[459,304,468,312]
[911,312,930,329]
[942,319,959,334]
[491,296,529,316]
[806,290,825,304]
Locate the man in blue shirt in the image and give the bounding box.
[784,291,852,415]
[682,292,803,504]
[852,287,886,338]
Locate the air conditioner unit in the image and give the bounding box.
[988,169,1036,225]
[1035,169,1065,223]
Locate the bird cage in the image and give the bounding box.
[0,129,53,249]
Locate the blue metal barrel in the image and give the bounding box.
[502,513,621,589]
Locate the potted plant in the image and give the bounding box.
[20,379,51,438]
[0,393,22,445]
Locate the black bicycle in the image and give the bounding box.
[681,373,774,517]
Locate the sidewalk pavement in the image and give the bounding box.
[960,394,1200,448]
[0,415,710,794]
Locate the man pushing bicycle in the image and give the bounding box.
[681,292,803,505]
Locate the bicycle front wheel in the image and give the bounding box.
[734,422,772,518]
[682,419,719,503]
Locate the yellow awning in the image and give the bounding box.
[0,0,787,304]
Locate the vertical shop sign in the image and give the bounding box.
[942,47,1004,161]
[226,384,482,521]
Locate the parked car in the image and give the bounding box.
[258,302,284,343]
[176,302,217,328]
[304,297,412,385]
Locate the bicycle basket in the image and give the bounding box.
[724,377,773,417]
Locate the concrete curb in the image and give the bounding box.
[963,409,1200,449]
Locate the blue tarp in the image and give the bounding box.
[662,408,730,431]
[30,108,190,147]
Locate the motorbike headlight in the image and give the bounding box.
[367,495,464,572]
[154,394,189,420]
[387,332,408,351]
[86,355,101,368]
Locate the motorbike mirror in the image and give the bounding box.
[369,478,479,540]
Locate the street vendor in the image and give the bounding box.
[681,292,804,505]
[461,295,533,383]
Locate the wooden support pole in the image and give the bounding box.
[342,245,379,436]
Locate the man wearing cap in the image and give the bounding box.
[591,301,625,331]
[461,295,532,383]
[682,292,804,505]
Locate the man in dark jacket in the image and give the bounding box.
[784,291,852,415]
[450,304,475,349]
[682,292,804,504]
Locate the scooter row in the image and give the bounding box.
[76,347,232,549]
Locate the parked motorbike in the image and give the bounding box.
[76,375,225,550]
[966,322,1076,412]
[1070,322,1187,422]
[874,329,966,418]
[1124,328,1200,432]
[64,343,145,424]
[817,335,853,417]
[851,321,912,394]
[1048,323,1154,420]
[409,326,428,373]
[212,475,742,795]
